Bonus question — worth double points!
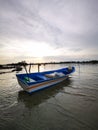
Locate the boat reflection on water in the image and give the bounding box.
[18,78,72,109]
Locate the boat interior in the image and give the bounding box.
[16,67,75,85]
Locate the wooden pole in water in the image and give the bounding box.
[38,64,41,72]
[29,63,31,73]
[24,65,30,82]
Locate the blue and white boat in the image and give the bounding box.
[16,66,75,94]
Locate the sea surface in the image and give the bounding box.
[0,64,98,130]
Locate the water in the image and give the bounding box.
[0,64,98,130]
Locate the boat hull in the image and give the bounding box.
[27,76,68,93]
[17,76,68,93]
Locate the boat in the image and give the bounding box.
[16,66,75,94]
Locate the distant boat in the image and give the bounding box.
[12,66,22,72]
[16,66,75,94]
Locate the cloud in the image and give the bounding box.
[0,0,98,63]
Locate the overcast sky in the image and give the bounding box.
[0,0,98,63]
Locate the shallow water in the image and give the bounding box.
[0,64,98,130]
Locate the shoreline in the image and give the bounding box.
[0,60,98,74]
[0,60,98,69]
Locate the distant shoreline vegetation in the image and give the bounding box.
[0,60,98,70]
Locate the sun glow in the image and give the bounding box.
[25,41,56,57]
[4,39,59,58]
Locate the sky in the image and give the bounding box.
[0,0,98,64]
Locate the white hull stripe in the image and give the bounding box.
[27,76,67,91]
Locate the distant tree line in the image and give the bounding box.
[0,60,98,69]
